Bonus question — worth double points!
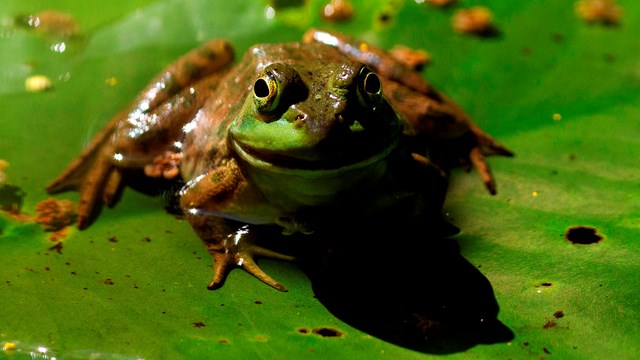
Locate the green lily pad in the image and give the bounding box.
[1,0,639,359]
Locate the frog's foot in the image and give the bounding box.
[207,242,296,292]
[46,115,124,229]
[47,154,122,229]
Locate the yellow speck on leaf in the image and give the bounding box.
[25,75,52,92]
[105,77,118,86]
[2,342,17,351]
[0,159,9,184]
[575,0,622,25]
[553,113,562,121]
[532,191,539,198]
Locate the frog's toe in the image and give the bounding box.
[207,250,232,290]
[467,127,514,194]
[473,129,514,158]
[238,255,289,292]
[469,147,497,195]
[207,245,294,292]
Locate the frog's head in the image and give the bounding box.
[230,42,401,172]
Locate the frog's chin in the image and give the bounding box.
[231,138,398,209]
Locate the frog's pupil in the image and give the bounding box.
[364,73,381,94]
[254,78,270,98]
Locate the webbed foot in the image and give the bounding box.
[207,236,295,292]
[187,215,296,292]
[46,114,124,229]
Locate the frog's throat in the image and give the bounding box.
[231,137,399,210]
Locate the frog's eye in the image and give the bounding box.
[253,71,280,114]
[253,64,306,120]
[356,66,383,108]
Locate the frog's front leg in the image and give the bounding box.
[179,158,295,292]
[47,39,234,228]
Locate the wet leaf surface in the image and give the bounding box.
[1,0,639,359]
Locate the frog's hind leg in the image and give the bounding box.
[47,39,235,229]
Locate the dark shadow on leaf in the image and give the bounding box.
[298,220,514,354]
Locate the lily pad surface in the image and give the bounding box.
[1,0,639,359]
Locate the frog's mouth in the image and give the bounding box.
[230,135,399,174]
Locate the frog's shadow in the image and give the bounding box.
[295,221,514,354]
[123,169,514,352]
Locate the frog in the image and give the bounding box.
[46,29,512,292]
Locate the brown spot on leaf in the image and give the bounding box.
[35,198,77,232]
[193,322,205,328]
[452,6,499,37]
[426,0,458,7]
[554,310,565,319]
[312,327,343,337]
[321,0,354,23]
[543,320,557,329]
[378,12,392,24]
[390,45,431,71]
[534,282,553,288]
[17,10,80,37]
[48,242,63,254]
[0,183,25,213]
[565,226,603,245]
[104,278,115,285]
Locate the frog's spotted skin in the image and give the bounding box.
[47,30,512,291]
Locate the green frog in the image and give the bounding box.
[47,29,512,291]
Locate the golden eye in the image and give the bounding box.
[252,64,307,121]
[253,70,280,114]
[356,66,383,107]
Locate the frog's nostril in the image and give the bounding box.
[335,113,366,133]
